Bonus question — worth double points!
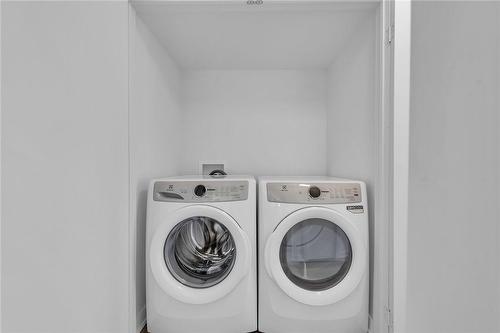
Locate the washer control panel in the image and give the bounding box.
[154,180,249,202]
[267,182,362,204]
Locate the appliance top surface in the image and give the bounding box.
[153,175,255,182]
[259,176,363,184]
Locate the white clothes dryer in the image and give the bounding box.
[146,175,257,333]
[258,177,369,333]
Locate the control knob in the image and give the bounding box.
[309,186,321,198]
[194,185,207,197]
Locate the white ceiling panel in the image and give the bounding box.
[132,1,379,69]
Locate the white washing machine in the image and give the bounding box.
[146,175,257,333]
[258,177,369,333]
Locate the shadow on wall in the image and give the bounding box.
[136,188,149,311]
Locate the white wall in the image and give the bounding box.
[181,70,328,176]
[408,2,500,332]
[129,9,182,332]
[1,2,129,333]
[326,15,377,182]
[326,9,378,326]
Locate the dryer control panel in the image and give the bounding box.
[267,182,362,204]
[153,180,249,202]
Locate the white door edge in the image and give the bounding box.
[391,1,412,332]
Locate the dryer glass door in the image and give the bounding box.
[164,216,236,288]
[279,218,352,291]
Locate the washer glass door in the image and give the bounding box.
[164,216,237,288]
[150,205,251,304]
[280,218,352,291]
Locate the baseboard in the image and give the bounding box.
[367,314,374,333]
[137,305,147,333]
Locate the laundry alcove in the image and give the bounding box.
[1,1,411,333]
[3,1,499,333]
[129,1,393,333]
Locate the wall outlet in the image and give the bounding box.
[200,162,226,175]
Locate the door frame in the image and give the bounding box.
[389,1,412,333]
[375,1,411,332]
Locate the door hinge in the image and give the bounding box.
[385,306,394,328]
[386,24,394,45]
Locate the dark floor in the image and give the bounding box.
[141,326,260,333]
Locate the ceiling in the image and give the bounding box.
[132,1,379,70]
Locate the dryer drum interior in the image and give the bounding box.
[164,216,237,288]
[279,218,352,291]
